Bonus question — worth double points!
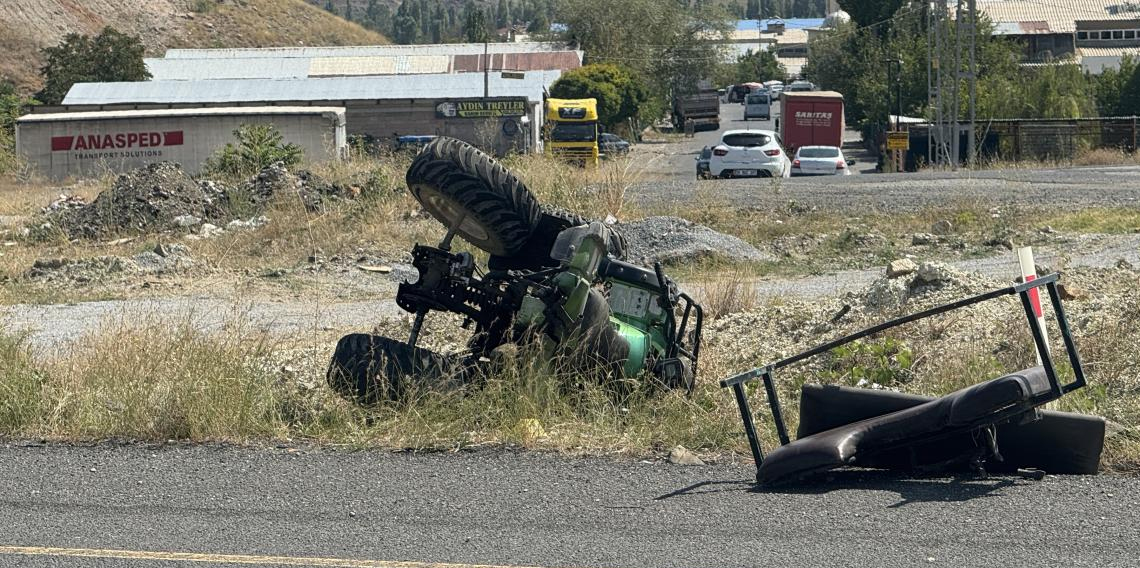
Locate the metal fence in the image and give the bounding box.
[905,116,1140,168]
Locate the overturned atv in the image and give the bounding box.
[722,274,1106,486]
[328,137,702,404]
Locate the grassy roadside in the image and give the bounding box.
[1,150,1139,472]
[2,275,1137,472]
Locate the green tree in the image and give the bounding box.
[717,49,787,85]
[365,0,391,33]
[1,81,36,174]
[557,0,730,119]
[497,0,510,28]
[1096,56,1138,116]
[1116,62,1140,116]
[463,1,490,43]
[36,27,150,105]
[393,0,420,44]
[344,0,353,21]
[837,0,908,30]
[324,0,337,15]
[746,0,760,18]
[549,64,649,128]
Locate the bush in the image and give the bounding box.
[205,123,304,179]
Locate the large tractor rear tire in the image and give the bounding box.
[406,137,540,256]
[327,334,465,404]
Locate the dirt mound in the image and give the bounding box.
[616,216,773,266]
[47,162,227,239]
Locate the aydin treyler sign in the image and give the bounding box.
[436,99,527,119]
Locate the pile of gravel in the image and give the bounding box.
[47,162,227,239]
[616,216,773,266]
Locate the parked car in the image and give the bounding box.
[790,145,855,176]
[708,130,791,179]
[599,133,631,156]
[695,145,712,179]
[769,83,785,100]
[394,135,438,152]
[786,80,816,93]
[744,92,771,121]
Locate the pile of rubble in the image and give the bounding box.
[41,162,355,240]
[27,243,196,284]
[617,216,773,266]
[858,260,998,313]
[45,162,228,240]
[227,162,358,213]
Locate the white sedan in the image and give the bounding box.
[708,130,791,179]
[790,145,856,176]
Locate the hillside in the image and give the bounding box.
[0,0,390,95]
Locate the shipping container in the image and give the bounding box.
[16,106,346,180]
[779,91,845,153]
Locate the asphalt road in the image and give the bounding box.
[629,102,1140,213]
[635,100,871,180]
[1,444,1137,568]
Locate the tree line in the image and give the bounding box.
[803,0,1140,133]
[322,0,555,44]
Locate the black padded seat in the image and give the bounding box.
[757,367,1053,485]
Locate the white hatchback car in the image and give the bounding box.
[708,130,791,179]
[790,145,855,176]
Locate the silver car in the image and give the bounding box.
[790,145,856,176]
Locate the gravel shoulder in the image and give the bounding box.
[6,234,1136,350]
[631,165,1140,213]
[0,444,1135,568]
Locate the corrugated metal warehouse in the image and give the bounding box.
[17,107,346,180]
[59,72,555,156]
[162,42,583,59]
[145,52,582,81]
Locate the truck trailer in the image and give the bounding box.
[673,88,720,133]
[16,106,347,180]
[778,91,844,154]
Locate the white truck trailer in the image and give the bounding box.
[16,106,346,180]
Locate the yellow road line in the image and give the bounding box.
[0,546,560,568]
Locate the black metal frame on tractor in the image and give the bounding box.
[720,273,1087,481]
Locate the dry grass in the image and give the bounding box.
[695,272,760,321]
[2,286,1136,470]
[177,0,388,48]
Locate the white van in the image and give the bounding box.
[744,92,771,121]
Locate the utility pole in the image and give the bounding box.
[950,0,964,170]
[927,1,934,167]
[967,0,977,168]
[483,40,490,99]
[885,57,903,172]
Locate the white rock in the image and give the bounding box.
[200,223,224,238]
[886,258,918,279]
[173,214,201,228]
[667,446,705,466]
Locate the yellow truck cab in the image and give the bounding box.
[545,98,599,166]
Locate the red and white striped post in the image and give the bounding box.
[1017,246,1050,365]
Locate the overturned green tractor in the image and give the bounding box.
[328,137,702,403]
